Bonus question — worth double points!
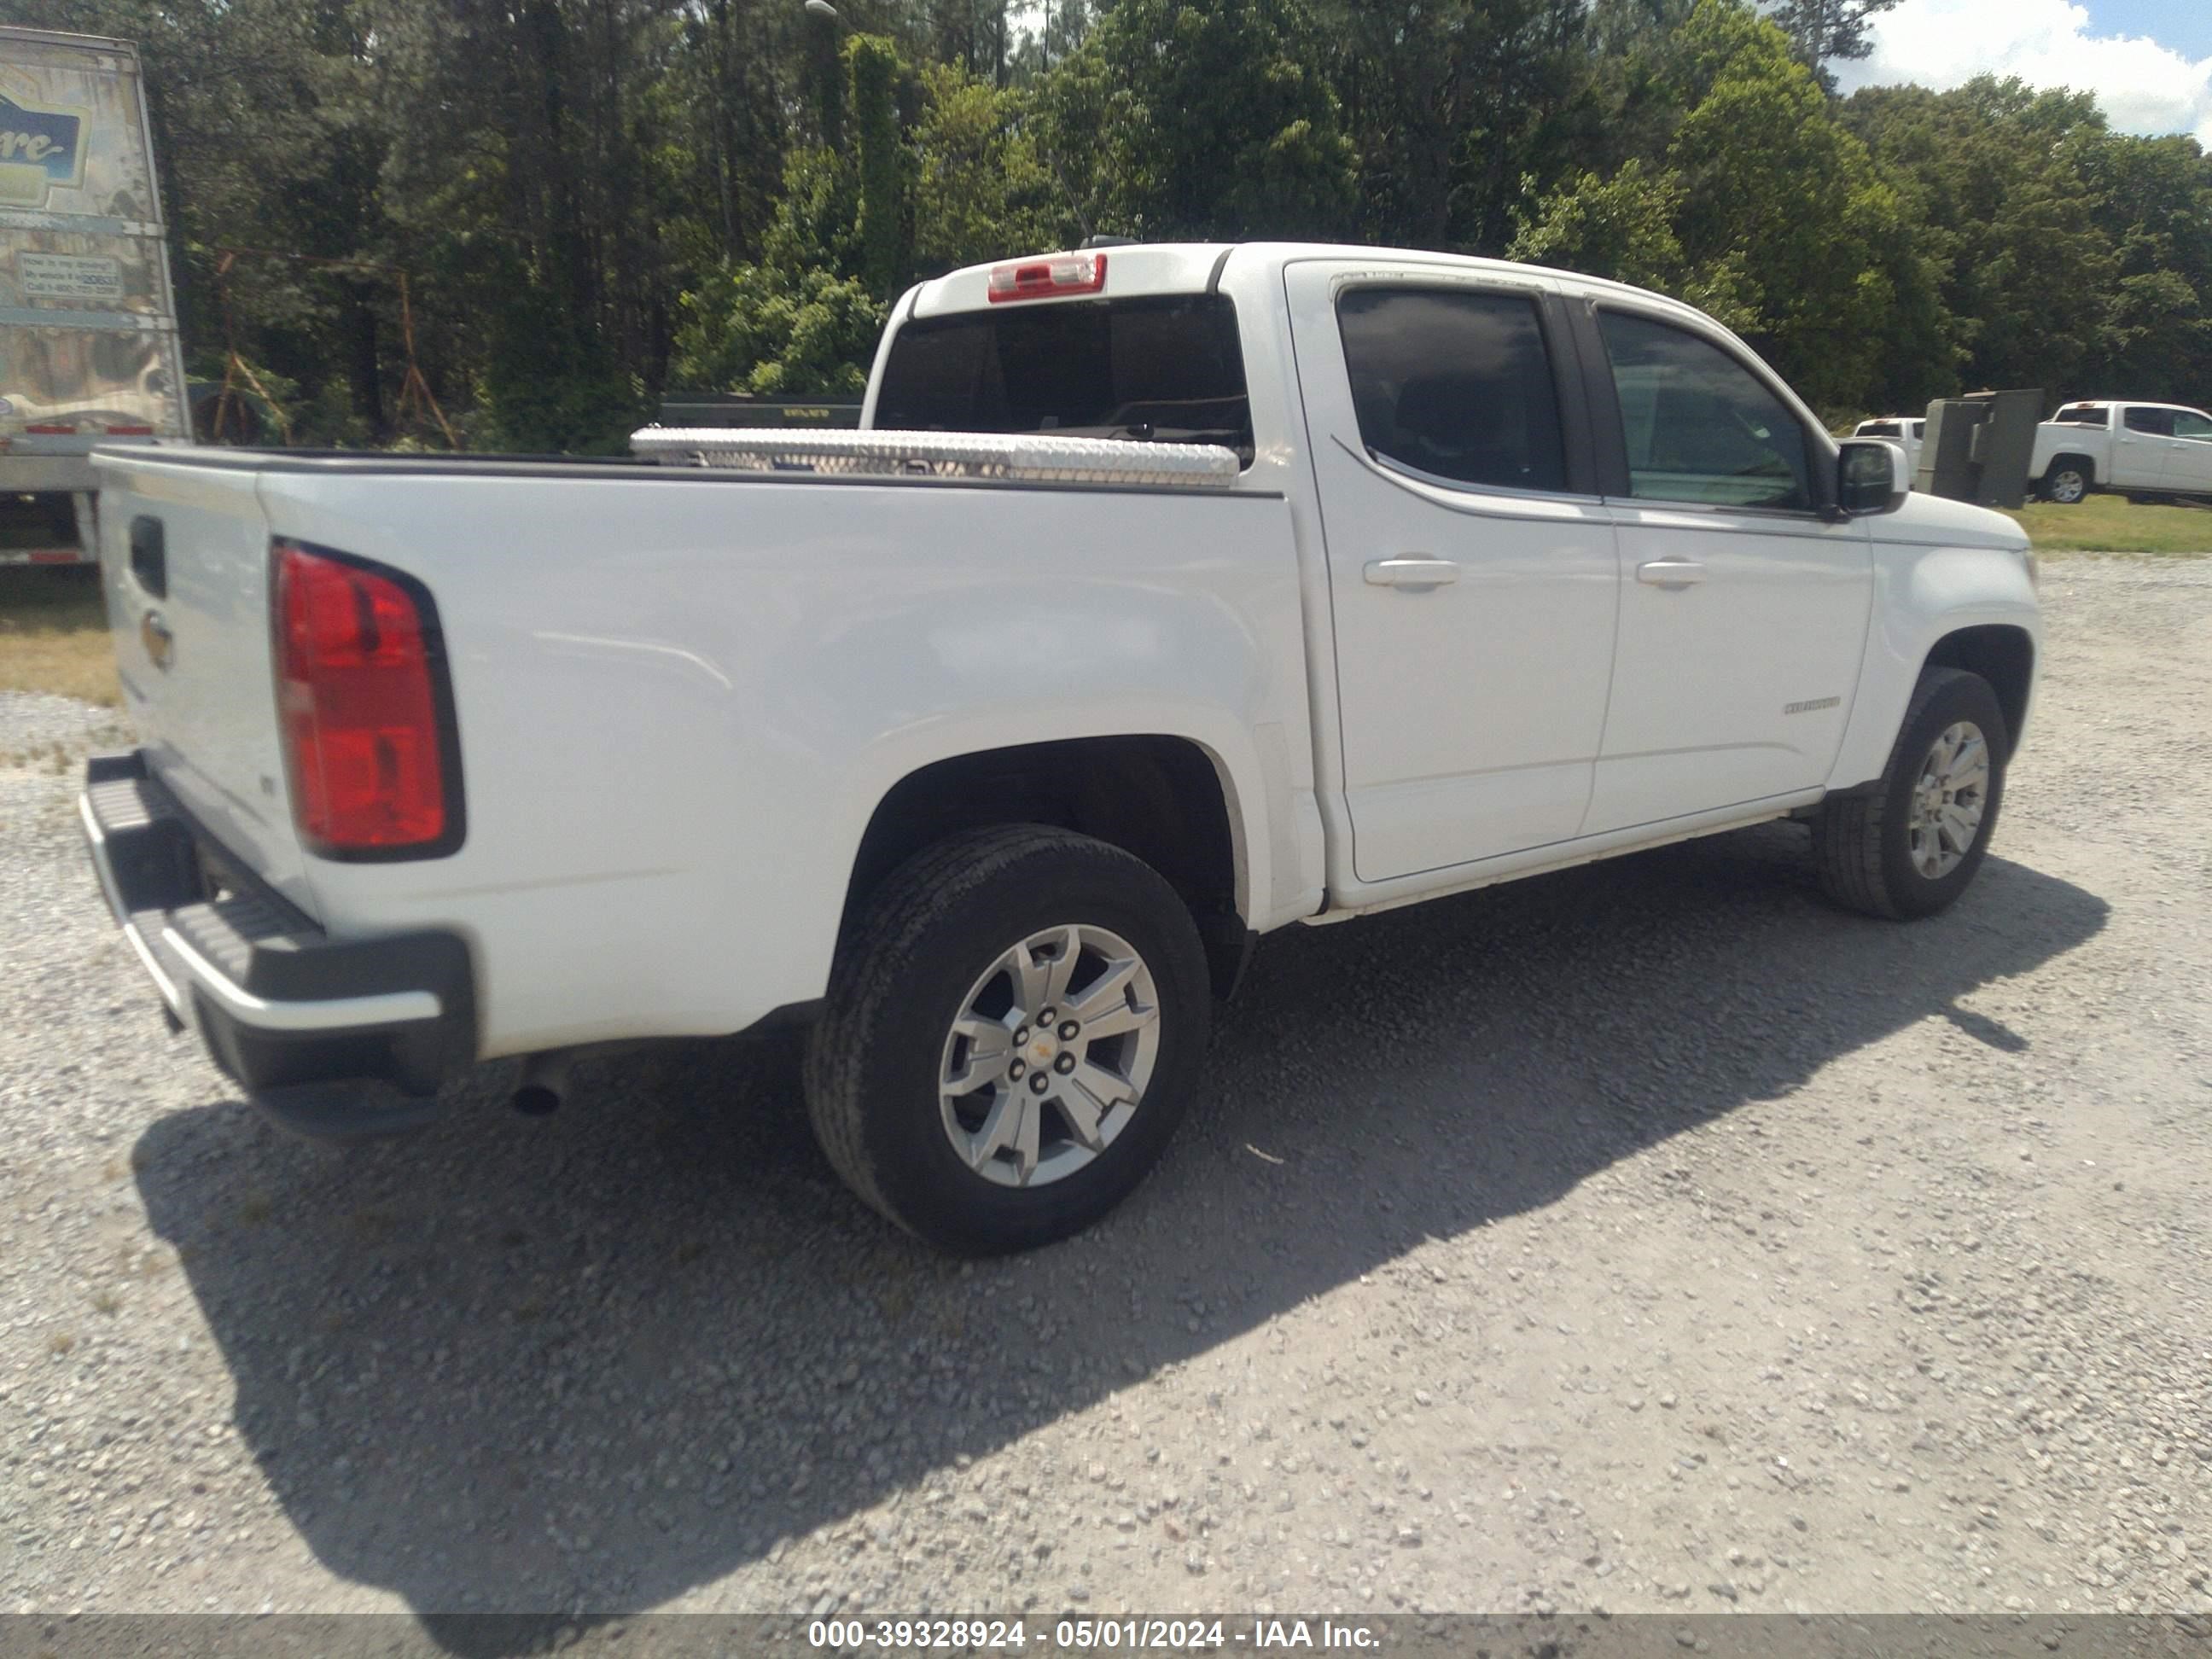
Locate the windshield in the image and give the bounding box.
[873,294,1254,466]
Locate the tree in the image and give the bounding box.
[1315,0,1592,253]
[849,33,910,298]
[1842,79,2119,399]
[1762,0,1901,86]
[1038,0,1358,242]
[1510,158,1687,292]
[670,264,887,396]
[1515,0,1941,412]
[909,66,1077,271]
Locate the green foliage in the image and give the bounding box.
[13,0,2209,439]
[848,33,909,300]
[1516,1,1939,410]
[909,66,1075,271]
[482,264,648,454]
[1511,158,1688,291]
[1761,0,1902,83]
[1044,0,1359,242]
[672,265,888,398]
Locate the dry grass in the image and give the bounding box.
[0,568,118,706]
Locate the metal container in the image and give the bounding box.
[1916,389,2044,510]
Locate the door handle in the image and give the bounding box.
[1637,559,1707,588]
[1364,556,1460,588]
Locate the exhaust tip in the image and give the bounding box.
[510,1050,576,1118]
[510,1083,561,1117]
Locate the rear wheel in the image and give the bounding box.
[805,824,1211,1254]
[2041,458,2092,504]
[1813,668,2008,920]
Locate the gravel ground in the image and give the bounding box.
[3,556,2209,1634]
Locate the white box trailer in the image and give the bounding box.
[0,26,186,566]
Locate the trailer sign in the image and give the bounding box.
[18,251,120,302]
[0,90,87,207]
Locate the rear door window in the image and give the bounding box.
[2124,406,2177,436]
[873,294,1253,464]
[1336,288,1570,494]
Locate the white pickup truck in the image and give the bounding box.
[79,242,2040,1253]
[2034,399,2212,504]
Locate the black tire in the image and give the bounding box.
[2040,457,2093,504]
[1813,667,2009,921]
[804,824,1211,1254]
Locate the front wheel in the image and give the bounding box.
[804,824,1211,1254]
[1813,668,2009,920]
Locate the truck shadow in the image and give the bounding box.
[132,824,2106,1648]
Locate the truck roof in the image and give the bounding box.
[2058,399,2204,413]
[903,241,1720,329]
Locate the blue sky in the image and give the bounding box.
[1837,0,2212,143]
[2090,1,2211,61]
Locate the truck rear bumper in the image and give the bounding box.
[79,751,477,1126]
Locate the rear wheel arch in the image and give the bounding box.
[2041,453,2095,500]
[838,735,1253,998]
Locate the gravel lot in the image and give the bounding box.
[3,557,2209,1634]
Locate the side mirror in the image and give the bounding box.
[1837,439,1909,515]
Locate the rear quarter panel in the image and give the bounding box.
[255,468,1318,1058]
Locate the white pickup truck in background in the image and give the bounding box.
[2034,399,2212,504]
[79,242,2040,1253]
[1851,414,1924,480]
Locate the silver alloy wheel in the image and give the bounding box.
[1907,720,1990,880]
[938,924,1162,1190]
[2048,466,2087,504]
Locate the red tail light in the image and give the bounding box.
[273,539,462,858]
[987,251,1108,304]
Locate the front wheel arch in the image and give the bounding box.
[1921,624,2034,760]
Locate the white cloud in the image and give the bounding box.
[1834,0,2212,146]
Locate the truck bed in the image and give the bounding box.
[88,440,1309,1061]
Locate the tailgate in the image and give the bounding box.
[92,450,315,911]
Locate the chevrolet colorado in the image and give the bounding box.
[79,242,2040,1253]
[2034,399,2212,504]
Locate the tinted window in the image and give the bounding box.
[1598,311,1812,510]
[2175,410,2212,441]
[1911,422,1926,439]
[2125,406,2176,436]
[1337,288,1569,493]
[1858,421,1901,438]
[873,294,1252,463]
[2054,404,2108,427]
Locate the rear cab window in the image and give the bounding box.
[873,294,1254,466]
[2053,404,2110,427]
[1858,421,1901,439]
